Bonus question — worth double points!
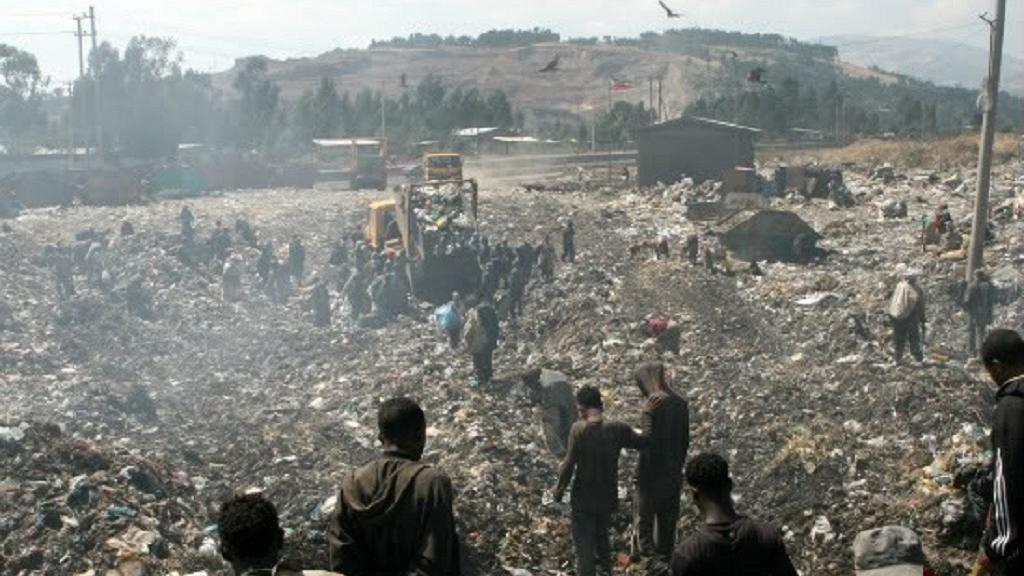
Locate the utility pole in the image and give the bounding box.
[658,76,663,122]
[73,15,85,77]
[966,0,1006,280]
[649,77,654,123]
[88,5,104,165]
[73,14,86,160]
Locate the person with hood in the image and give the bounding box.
[888,269,926,365]
[975,330,1024,575]
[672,453,798,576]
[218,493,341,576]
[634,363,690,573]
[329,397,461,576]
[966,269,996,356]
[463,298,500,385]
[554,385,648,576]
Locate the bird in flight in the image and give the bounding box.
[658,1,683,18]
[539,55,560,73]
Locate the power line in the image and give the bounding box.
[0,30,74,36]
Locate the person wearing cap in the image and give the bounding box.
[976,330,1024,574]
[965,270,995,357]
[887,270,926,365]
[852,526,928,576]
[671,453,797,576]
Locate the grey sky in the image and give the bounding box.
[3,0,1020,84]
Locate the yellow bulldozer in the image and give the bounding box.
[364,178,481,303]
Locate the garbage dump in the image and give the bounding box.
[0,152,1022,575]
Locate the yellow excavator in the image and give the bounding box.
[364,177,480,303]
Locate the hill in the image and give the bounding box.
[820,34,1024,97]
[210,28,1023,143]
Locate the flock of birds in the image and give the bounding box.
[536,1,767,88]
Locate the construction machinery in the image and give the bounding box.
[364,180,480,303]
[351,137,388,190]
[416,151,477,192]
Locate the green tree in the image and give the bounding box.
[233,56,280,151]
[0,44,47,152]
[296,77,343,140]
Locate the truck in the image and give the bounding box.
[416,151,477,191]
[364,180,481,303]
[351,137,388,190]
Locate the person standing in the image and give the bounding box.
[562,220,576,264]
[684,234,700,266]
[522,368,576,458]
[672,453,798,576]
[553,386,647,576]
[634,363,689,574]
[888,270,926,365]
[222,252,244,303]
[343,267,369,321]
[464,299,500,385]
[975,330,1024,575]
[288,236,306,285]
[311,278,331,327]
[539,235,556,282]
[179,206,195,242]
[329,398,461,576]
[966,270,996,357]
[256,241,274,287]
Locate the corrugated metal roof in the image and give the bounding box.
[640,115,761,134]
[313,138,383,147]
[493,136,540,143]
[453,127,500,137]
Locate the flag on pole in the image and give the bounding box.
[610,78,634,92]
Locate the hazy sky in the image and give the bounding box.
[3,0,1020,84]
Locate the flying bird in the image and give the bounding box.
[539,55,560,73]
[658,1,682,18]
[747,67,766,84]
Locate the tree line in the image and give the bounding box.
[33,37,519,159]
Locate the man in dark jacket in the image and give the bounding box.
[672,453,798,576]
[329,397,461,576]
[977,330,1024,575]
[966,270,996,356]
[554,386,647,576]
[634,363,689,574]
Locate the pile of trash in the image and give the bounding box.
[1,155,1022,575]
[0,421,213,575]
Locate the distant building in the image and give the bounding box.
[637,116,759,187]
